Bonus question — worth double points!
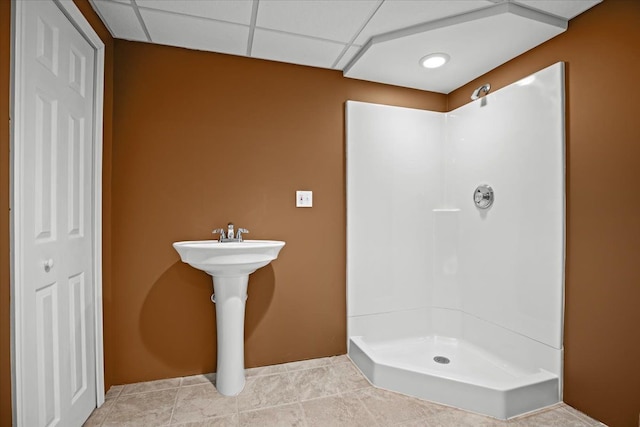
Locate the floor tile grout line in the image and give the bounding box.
[170,414,238,426]
[510,402,567,422]
[284,363,333,373]
[295,383,374,405]
[98,402,114,427]
[353,385,459,427]
[237,374,301,415]
[120,385,181,396]
[238,399,305,415]
[283,368,302,406]
[287,361,374,405]
[235,390,240,418]
[295,386,383,426]
[178,380,217,390]
[109,385,124,399]
[297,400,310,427]
[558,405,601,426]
[95,392,120,426]
[167,381,182,426]
[287,369,310,426]
[353,388,383,427]
[281,356,341,370]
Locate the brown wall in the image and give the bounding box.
[110,40,444,384]
[448,1,640,426]
[0,2,113,426]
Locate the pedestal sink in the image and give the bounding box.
[173,239,285,396]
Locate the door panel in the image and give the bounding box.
[68,272,88,403]
[35,282,60,426]
[34,90,57,242]
[67,114,84,238]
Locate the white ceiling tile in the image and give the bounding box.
[345,3,566,93]
[257,0,380,43]
[140,8,249,55]
[515,0,602,19]
[335,45,363,70]
[136,0,254,25]
[355,0,495,45]
[252,29,346,69]
[91,0,147,40]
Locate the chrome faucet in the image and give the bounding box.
[212,222,249,242]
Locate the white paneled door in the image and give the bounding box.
[13,0,104,426]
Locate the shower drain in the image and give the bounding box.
[433,356,450,364]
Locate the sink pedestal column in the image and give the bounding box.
[212,275,249,396]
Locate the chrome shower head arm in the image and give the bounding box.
[471,83,491,101]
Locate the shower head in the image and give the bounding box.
[471,83,491,101]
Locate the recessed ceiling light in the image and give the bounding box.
[419,53,450,69]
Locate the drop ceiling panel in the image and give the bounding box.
[141,8,249,55]
[91,1,147,41]
[252,28,346,69]
[345,4,566,93]
[354,0,495,45]
[136,0,253,25]
[516,0,602,19]
[256,0,380,43]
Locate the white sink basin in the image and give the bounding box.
[172,238,285,397]
[173,240,285,276]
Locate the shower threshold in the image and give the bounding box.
[349,335,560,420]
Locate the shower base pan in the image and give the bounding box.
[349,335,560,420]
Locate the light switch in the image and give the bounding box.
[296,191,313,208]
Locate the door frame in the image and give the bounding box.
[10,0,105,424]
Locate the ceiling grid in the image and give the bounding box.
[89,0,601,93]
[246,0,260,56]
[130,0,151,42]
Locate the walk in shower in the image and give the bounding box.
[346,63,565,419]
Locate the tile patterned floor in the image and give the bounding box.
[85,355,605,427]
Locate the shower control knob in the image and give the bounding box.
[474,185,494,209]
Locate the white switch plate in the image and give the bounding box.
[296,191,313,207]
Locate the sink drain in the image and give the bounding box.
[433,356,450,364]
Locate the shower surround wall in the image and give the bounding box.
[346,63,564,419]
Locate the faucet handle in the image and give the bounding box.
[237,228,249,242]
[212,228,226,241]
